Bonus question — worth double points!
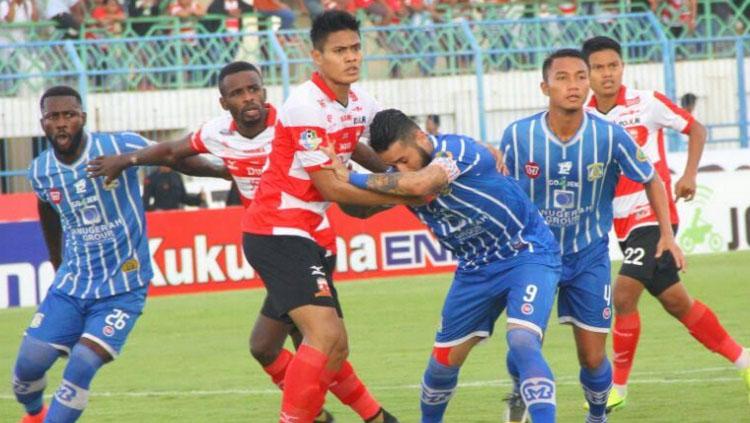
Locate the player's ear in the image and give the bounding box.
[261,87,267,103]
[540,81,549,97]
[81,111,87,127]
[311,48,323,68]
[219,96,228,111]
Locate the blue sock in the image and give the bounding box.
[12,336,60,415]
[505,350,520,393]
[580,357,612,422]
[46,343,105,423]
[506,329,555,423]
[420,355,459,423]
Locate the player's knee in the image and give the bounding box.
[613,292,638,315]
[328,339,349,366]
[14,336,59,381]
[302,324,345,355]
[577,349,606,370]
[432,346,454,366]
[249,340,282,367]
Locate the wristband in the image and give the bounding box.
[348,172,369,189]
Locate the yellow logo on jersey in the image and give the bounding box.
[587,162,604,181]
[121,258,139,273]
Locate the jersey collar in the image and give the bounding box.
[587,85,628,109]
[311,72,342,102]
[540,111,588,148]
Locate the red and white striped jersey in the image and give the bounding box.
[586,85,694,240]
[189,104,277,207]
[242,72,381,248]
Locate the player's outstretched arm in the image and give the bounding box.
[87,136,228,183]
[37,199,62,270]
[644,175,686,270]
[674,120,706,202]
[310,169,423,207]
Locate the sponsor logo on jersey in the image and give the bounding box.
[553,189,575,209]
[521,303,534,315]
[353,116,366,125]
[299,130,323,151]
[103,180,119,191]
[121,258,139,273]
[557,161,572,175]
[50,188,62,204]
[587,162,604,181]
[524,161,541,179]
[81,205,102,225]
[74,179,87,194]
[636,148,648,162]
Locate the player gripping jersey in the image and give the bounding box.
[325,109,562,423]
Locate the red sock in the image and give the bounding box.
[327,360,382,420]
[280,345,329,423]
[612,311,641,386]
[263,349,294,389]
[680,300,744,363]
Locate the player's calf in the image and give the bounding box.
[506,329,555,423]
[46,342,107,423]
[13,336,59,419]
[420,347,460,423]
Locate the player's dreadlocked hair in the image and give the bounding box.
[542,48,588,82]
[40,86,82,110]
[310,10,360,51]
[369,109,421,153]
[218,61,262,95]
[582,36,622,62]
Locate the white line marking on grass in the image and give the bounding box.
[0,367,740,400]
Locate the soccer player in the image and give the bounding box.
[322,108,562,423]
[582,35,750,410]
[499,49,686,423]
[87,60,391,423]
[242,11,420,422]
[12,86,225,423]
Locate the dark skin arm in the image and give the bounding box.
[86,136,230,184]
[37,200,62,270]
[351,142,389,173]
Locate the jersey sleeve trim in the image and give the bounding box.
[653,91,695,135]
[190,128,209,153]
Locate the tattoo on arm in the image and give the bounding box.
[365,173,407,195]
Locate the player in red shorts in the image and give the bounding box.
[87,59,393,422]
[582,36,750,411]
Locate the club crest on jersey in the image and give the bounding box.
[314,277,332,298]
[586,162,604,181]
[30,313,44,328]
[49,188,62,204]
[636,148,648,162]
[557,161,572,175]
[299,130,323,151]
[81,205,102,225]
[524,161,541,179]
[121,258,139,273]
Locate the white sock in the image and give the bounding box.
[734,348,750,370]
[612,383,627,397]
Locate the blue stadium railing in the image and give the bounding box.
[1,12,748,184]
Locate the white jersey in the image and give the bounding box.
[586,86,694,239]
[189,105,277,207]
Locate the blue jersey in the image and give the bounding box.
[410,134,559,271]
[500,111,655,256]
[28,132,154,299]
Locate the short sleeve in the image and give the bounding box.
[358,95,382,146]
[612,124,655,184]
[27,160,48,203]
[189,128,209,153]
[282,103,331,172]
[653,91,695,135]
[117,132,155,153]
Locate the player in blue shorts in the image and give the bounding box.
[323,108,562,423]
[499,49,685,423]
[11,86,225,423]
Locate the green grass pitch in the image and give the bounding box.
[2,251,749,422]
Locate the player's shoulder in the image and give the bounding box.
[349,83,378,107]
[198,113,234,136]
[509,111,545,130]
[280,81,326,122]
